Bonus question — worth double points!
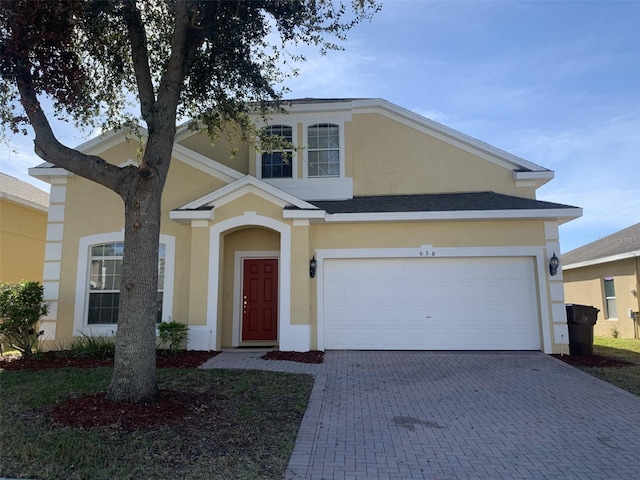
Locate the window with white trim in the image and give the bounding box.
[88,242,165,324]
[603,277,617,319]
[261,125,293,178]
[307,123,340,177]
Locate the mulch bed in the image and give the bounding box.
[0,350,219,371]
[3,349,320,431]
[552,354,632,368]
[261,350,324,364]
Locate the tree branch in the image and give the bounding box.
[121,0,156,130]
[16,71,131,195]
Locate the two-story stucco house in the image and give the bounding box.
[29,98,581,353]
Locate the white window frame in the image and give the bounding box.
[256,124,297,180]
[603,277,618,320]
[303,121,345,179]
[305,123,341,178]
[73,231,175,336]
[259,124,295,179]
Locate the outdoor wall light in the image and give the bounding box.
[549,252,560,276]
[310,256,317,278]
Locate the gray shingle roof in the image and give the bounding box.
[0,172,49,209]
[562,223,640,266]
[286,192,578,214]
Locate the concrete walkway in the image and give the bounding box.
[204,350,640,480]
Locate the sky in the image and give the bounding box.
[1,0,639,253]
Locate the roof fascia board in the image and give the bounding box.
[77,128,148,155]
[28,165,75,182]
[178,175,319,211]
[172,143,243,183]
[0,192,48,212]
[562,250,640,270]
[321,208,582,223]
[168,209,214,224]
[351,99,549,173]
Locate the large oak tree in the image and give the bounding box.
[0,0,379,403]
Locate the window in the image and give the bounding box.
[88,242,165,325]
[261,125,293,178]
[603,277,617,319]
[308,123,340,177]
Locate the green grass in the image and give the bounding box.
[579,336,640,396]
[0,367,314,480]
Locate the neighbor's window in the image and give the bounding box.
[603,277,617,319]
[88,242,165,324]
[308,123,340,177]
[261,125,293,179]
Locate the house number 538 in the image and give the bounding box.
[418,246,436,257]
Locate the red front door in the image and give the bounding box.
[242,259,278,341]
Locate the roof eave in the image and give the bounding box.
[563,250,640,270]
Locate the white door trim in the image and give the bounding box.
[316,246,551,353]
[232,251,279,346]
[208,213,291,351]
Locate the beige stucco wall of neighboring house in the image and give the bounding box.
[564,258,640,339]
[0,199,48,283]
[349,112,537,199]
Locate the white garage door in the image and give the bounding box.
[323,257,540,350]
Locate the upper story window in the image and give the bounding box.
[603,277,617,319]
[307,123,340,177]
[88,242,165,325]
[261,125,293,179]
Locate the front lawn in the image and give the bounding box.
[579,336,640,396]
[0,365,314,480]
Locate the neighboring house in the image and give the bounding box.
[29,98,581,353]
[0,172,49,283]
[563,223,640,339]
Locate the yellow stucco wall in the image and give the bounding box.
[564,258,640,339]
[177,107,535,199]
[349,112,535,198]
[53,150,229,344]
[0,200,47,283]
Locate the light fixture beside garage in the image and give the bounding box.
[549,252,560,276]
[310,256,317,278]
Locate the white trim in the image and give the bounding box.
[315,246,552,353]
[563,250,640,270]
[169,209,214,224]
[46,223,64,242]
[283,207,581,223]
[77,128,146,155]
[232,251,279,347]
[28,165,75,181]
[0,192,48,212]
[175,175,319,212]
[172,143,243,182]
[261,177,353,201]
[208,214,292,351]
[73,231,175,336]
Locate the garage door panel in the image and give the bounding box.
[324,257,540,350]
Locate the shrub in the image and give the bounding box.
[157,321,189,353]
[67,331,116,359]
[0,281,48,358]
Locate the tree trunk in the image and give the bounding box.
[106,146,169,403]
[106,182,162,403]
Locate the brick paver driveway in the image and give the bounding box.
[285,351,640,480]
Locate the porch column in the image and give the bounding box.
[186,220,214,350]
[291,219,312,342]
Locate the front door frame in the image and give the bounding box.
[233,250,279,346]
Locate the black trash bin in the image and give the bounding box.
[565,304,600,355]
